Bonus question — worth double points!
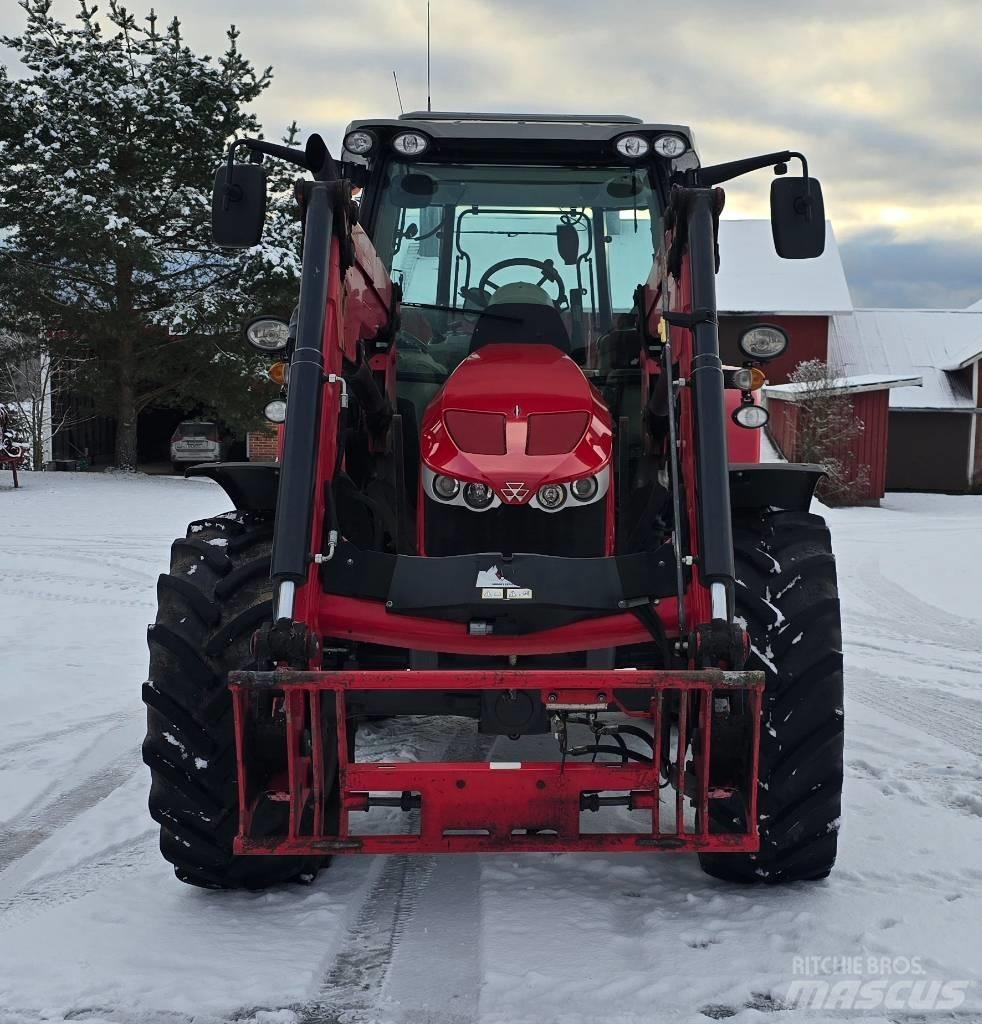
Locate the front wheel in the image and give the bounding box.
[699,509,844,884]
[142,511,338,889]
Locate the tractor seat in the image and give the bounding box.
[468,282,571,355]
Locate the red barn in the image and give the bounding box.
[763,374,922,503]
[830,308,982,493]
[716,219,853,383]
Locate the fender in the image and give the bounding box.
[728,462,825,512]
[187,461,279,512]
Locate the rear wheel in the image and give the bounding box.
[143,511,336,889]
[699,509,843,884]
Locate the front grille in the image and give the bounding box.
[423,496,606,557]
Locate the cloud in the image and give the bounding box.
[840,229,982,308]
[2,0,981,307]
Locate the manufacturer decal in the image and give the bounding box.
[475,565,533,601]
[501,481,529,503]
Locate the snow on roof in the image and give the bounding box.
[764,372,923,402]
[829,308,982,411]
[716,219,853,315]
[967,297,982,312]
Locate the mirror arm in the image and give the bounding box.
[688,149,810,190]
[223,136,340,209]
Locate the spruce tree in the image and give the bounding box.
[0,1,301,466]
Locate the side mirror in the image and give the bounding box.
[212,163,267,248]
[556,224,580,265]
[771,176,825,259]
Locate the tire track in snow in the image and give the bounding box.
[5,585,155,610]
[0,831,156,929]
[846,559,982,652]
[851,670,982,757]
[295,727,495,1024]
[0,752,140,872]
[0,547,157,583]
[0,710,130,766]
[0,569,151,590]
[298,853,438,1024]
[0,716,142,871]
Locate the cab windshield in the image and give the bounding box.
[372,161,663,384]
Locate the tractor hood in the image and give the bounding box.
[420,344,613,505]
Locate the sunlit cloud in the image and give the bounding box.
[2,0,981,306]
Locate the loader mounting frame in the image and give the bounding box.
[229,668,764,856]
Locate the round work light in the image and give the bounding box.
[392,131,430,157]
[615,134,650,160]
[653,133,689,158]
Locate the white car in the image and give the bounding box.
[170,421,223,473]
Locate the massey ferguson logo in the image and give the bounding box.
[501,481,528,503]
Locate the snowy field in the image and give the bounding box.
[1,471,981,1024]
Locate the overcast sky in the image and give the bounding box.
[3,0,981,308]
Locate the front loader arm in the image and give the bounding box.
[639,186,740,660]
[266,174,394,654]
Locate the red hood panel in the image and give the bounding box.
[420,344,612,503]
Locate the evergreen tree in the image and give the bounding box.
[0,1,301,466]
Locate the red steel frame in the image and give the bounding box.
[284,218,734,652]
[230,669,764,856]
[247,191,766,862]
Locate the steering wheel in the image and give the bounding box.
[476,258,568,309]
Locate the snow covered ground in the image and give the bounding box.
[1,472,981,1024]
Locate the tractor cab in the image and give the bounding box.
[357,114,677,557]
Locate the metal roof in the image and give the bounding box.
[399,111,644,124]
[764,373,923,402]
[345,113,696,149]
[715,220,853,315]
[829,308,982,411]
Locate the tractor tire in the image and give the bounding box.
[699,509,843,884]
[142,511,333,889]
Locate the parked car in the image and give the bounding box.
[170,421,223,473]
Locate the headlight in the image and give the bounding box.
[615,134,650,160]
[738,324,789,362]
[433,474,460,500]
[537,482,567,510]
[463,481,495,510]
[732,403,769,429]
[264,399,287,424]
[570,476,599,502]
[343,130,376,156]
[244,316,290,352]
[653,133,689,158]
[392,131,430,157]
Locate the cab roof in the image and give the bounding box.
[343,111,699,165]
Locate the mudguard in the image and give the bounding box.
[186,461,279,512]
[728,463,824,512]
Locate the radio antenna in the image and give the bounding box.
[392,70,404,114]
[426,2,432,112]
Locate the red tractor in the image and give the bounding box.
[143,113,843,889]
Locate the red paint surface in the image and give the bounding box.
[230,668,763,856]
[316,594,673,654]
[420,344,612,499]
